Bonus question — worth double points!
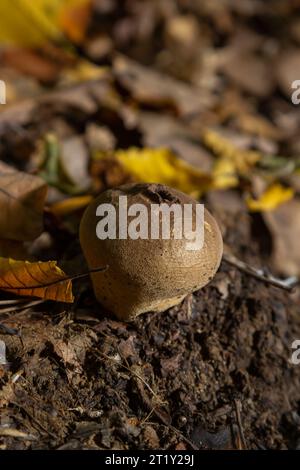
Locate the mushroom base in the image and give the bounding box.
[91,275,187,321]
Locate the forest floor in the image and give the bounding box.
[0,0,300,450]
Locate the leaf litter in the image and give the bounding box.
[0,0,300,451]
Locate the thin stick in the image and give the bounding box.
[140,407,155,425]
[0,299,31,306]
[0,300,44,316]
[0,428,37,440]
[223,253,298,292]
[233,399,247,450]
[0,265,108,292]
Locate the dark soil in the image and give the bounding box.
[1,0,300,452]
[1,199,299,450]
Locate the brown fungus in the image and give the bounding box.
[80,183,223,321]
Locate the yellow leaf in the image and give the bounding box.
[212,157,239,189]
[203,128,261,174]
[62,60,108,83]
[246,184,294,212]
[0,258,74,302]
[50,195,93,216]
[0,0,91,47]
[114,147,211,197]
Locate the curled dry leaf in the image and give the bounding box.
[0,161,47,241]
[0,257,74,302]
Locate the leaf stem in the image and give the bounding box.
[222,253,298,292]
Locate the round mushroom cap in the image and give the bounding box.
[80,183,223,321]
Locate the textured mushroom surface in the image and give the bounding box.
[80,183,223,321]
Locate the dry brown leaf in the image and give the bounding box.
[2,48,61,84]
[263,198,300,276]
[0,73,113,132]
[52,334,92,381]
[0,382,15,408]
[113,54,213,116]
[143,426,160,449]
[138,111,213,172]
[0,162,47,242]
[221,52,274,97]
[0,257,74,302]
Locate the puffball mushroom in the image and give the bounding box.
[80,183,223,321]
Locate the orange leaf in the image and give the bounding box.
[59,0,92,44]
[0,258,74,302]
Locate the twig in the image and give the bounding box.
[140,407,155,425]
[0,300,44,316]
[233,399,247,450]
[0,299,32,306]
[223,253,298,292]
[0,428,37,440]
